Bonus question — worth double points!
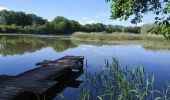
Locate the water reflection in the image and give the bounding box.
[0,35,169,57]
[0,35,77,56]
[0,35,170,99]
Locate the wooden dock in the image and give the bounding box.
[0,56,84,100]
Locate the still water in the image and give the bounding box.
[0,35,170,99]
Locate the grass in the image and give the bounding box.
[72,32,164,41]
[72,32,170,50]
[79,58,170,100]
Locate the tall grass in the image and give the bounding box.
[72,32,164,41]
[79,58,170,100]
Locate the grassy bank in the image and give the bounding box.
[72,32,164,41]
[72,32,170,50]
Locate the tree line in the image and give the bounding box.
[0,10,145,34]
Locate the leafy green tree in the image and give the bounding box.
[0,10,14,25]
[0,10,46,27]
[107,24,114,33]
[13,11,32,26]
[44,22,55,34]
[123,26,141,34]
[52,16,72,34]
[82,23,107,32]
[81,24,91,32]
[94,23,107,32]
[70,20,81,32]
[141,24,156,34]
[112,25,124,32]
[106,0,170,38]
[0,10,32,26]
[27,14,47,25]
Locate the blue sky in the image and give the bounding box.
[0,0,156,26]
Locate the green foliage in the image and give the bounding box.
[44,22,55,34]
[0,24,23,33]
[82,24,140,34]
[106,0,162,24]
[70,20,81,32]
[27,14,47,25]
[53,16,71,34]
[50,16,82,34]
[0,10,142,34]
[151,21,170,39]
[123,26,141,34]
[79,58,170,100]
[0,10,46,26]
[107,25,124,33]
[81,23,107,32]
[141,24,154,34]
[106,0,170,39]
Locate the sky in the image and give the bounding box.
[0,0,157,26]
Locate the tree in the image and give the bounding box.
[0,10,32,26]
[0,10,47,26]
[27,14,47,25]
[70,20,81,32]
[106,0,170,39]
[123,26,141,34]
[94,23,107,32]
[52,16,72,34]
[81,23,107,32]
[44,22,55,34]
[141,24,155,34]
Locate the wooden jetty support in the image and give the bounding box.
[0,56,84,100]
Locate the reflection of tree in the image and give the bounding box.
[0,35,77,56]
[72,40,170,51]
[50,40,77,52]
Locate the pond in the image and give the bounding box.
[0,35,170,99]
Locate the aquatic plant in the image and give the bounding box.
[79,58,170,100]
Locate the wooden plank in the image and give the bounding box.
[0,55,84,100]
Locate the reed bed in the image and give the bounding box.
[72,32,164,41]
[79,58,170,100]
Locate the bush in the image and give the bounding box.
[123,26,141,34]
[0,25,23,33]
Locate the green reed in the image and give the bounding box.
[79,58,170,100]
[72,32,164,41]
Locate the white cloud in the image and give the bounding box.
[82,17,89,20]
[0,7,9,11]
[94,16,99,19]
[136,22,145,26]
[94,12,110,19]
[86,20,96,24]
[112,20,121,24]
[79,12,110,25]
[79,20,96,25]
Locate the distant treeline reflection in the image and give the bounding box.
[0,35,77,56]
[0,35,169,56]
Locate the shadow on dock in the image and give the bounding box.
[13,70,84,100]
